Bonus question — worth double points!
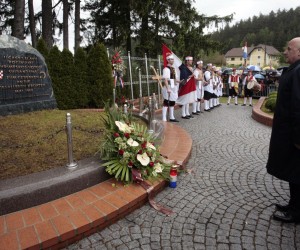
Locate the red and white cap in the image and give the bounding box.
[166,53,174,60]
[185,56,193,61]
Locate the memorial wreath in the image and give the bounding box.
[100,104,173,184]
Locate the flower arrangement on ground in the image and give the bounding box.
[100,104,172,184]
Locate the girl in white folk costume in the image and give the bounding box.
[212,66,219,108]
[162,54,179,122]
[216,70,223,106]
[193,60,204,114]
[203,63,213,111]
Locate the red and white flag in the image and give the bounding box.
[162,44,196,105]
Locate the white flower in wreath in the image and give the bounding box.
[115,121,132,133]
[153,163,163,173]
[137,152,150,166]
[146,142,156,150]
[127,138,139,147]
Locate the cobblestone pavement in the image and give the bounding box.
[65,104,300,250]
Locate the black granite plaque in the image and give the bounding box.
[0,35,56,116]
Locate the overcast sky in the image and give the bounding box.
[194,0,299,31]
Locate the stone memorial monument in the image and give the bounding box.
[0,35,56,116]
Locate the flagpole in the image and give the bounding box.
[157,55,162,108]
[138,68,143,116]
[128,51,134,101]
[145,53,150,97]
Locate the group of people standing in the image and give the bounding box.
[227,68,256,106]
[161,54,223,122]
[162,37,300,225]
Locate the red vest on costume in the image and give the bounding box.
[230,75,239,82]
[246,75,254,82]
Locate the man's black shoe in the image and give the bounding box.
[204,109,210,112]
[196,111,201,114]
[182,116,190,119]
[187,115,194,118]
[169,119,179,122]
[272,211,300,223]
[275,203,290,212]
[192,112,199,115]
[241,104,246,106]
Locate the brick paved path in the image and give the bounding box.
[65,104,300,250]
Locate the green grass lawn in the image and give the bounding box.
[0,109,107,180]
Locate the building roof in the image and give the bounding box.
[225,44,281,57]
[255,44,281,56]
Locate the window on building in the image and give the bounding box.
[231,58,235,61]
[258,48,261,51]
[258,56,261,59]
[258,63,260,66]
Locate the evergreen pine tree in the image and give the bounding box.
[74,47,89,108]
[87,43,113,108]
[36,38,49,60]
[61,48,76,109]
[47,46,63,109]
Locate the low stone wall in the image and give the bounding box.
[0,157,111,215]
[252,97,273,127]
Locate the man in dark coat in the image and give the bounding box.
[266,37,300,223]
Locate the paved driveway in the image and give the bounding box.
[65,104,300,250]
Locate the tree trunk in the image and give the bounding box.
[74,0,81,52]
[63,0,69,50]
[125,0,131,53]
[28,0,36,47]
[42,0,53,49]
[140,13,149,55]
[12,0,25,39]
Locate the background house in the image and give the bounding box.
[224,44,281,67]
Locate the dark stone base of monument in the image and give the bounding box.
[0,99,57,116]
[0,156,111,216]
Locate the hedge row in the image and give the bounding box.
[36,39,113,109]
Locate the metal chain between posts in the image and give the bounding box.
[1,125,104,150]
